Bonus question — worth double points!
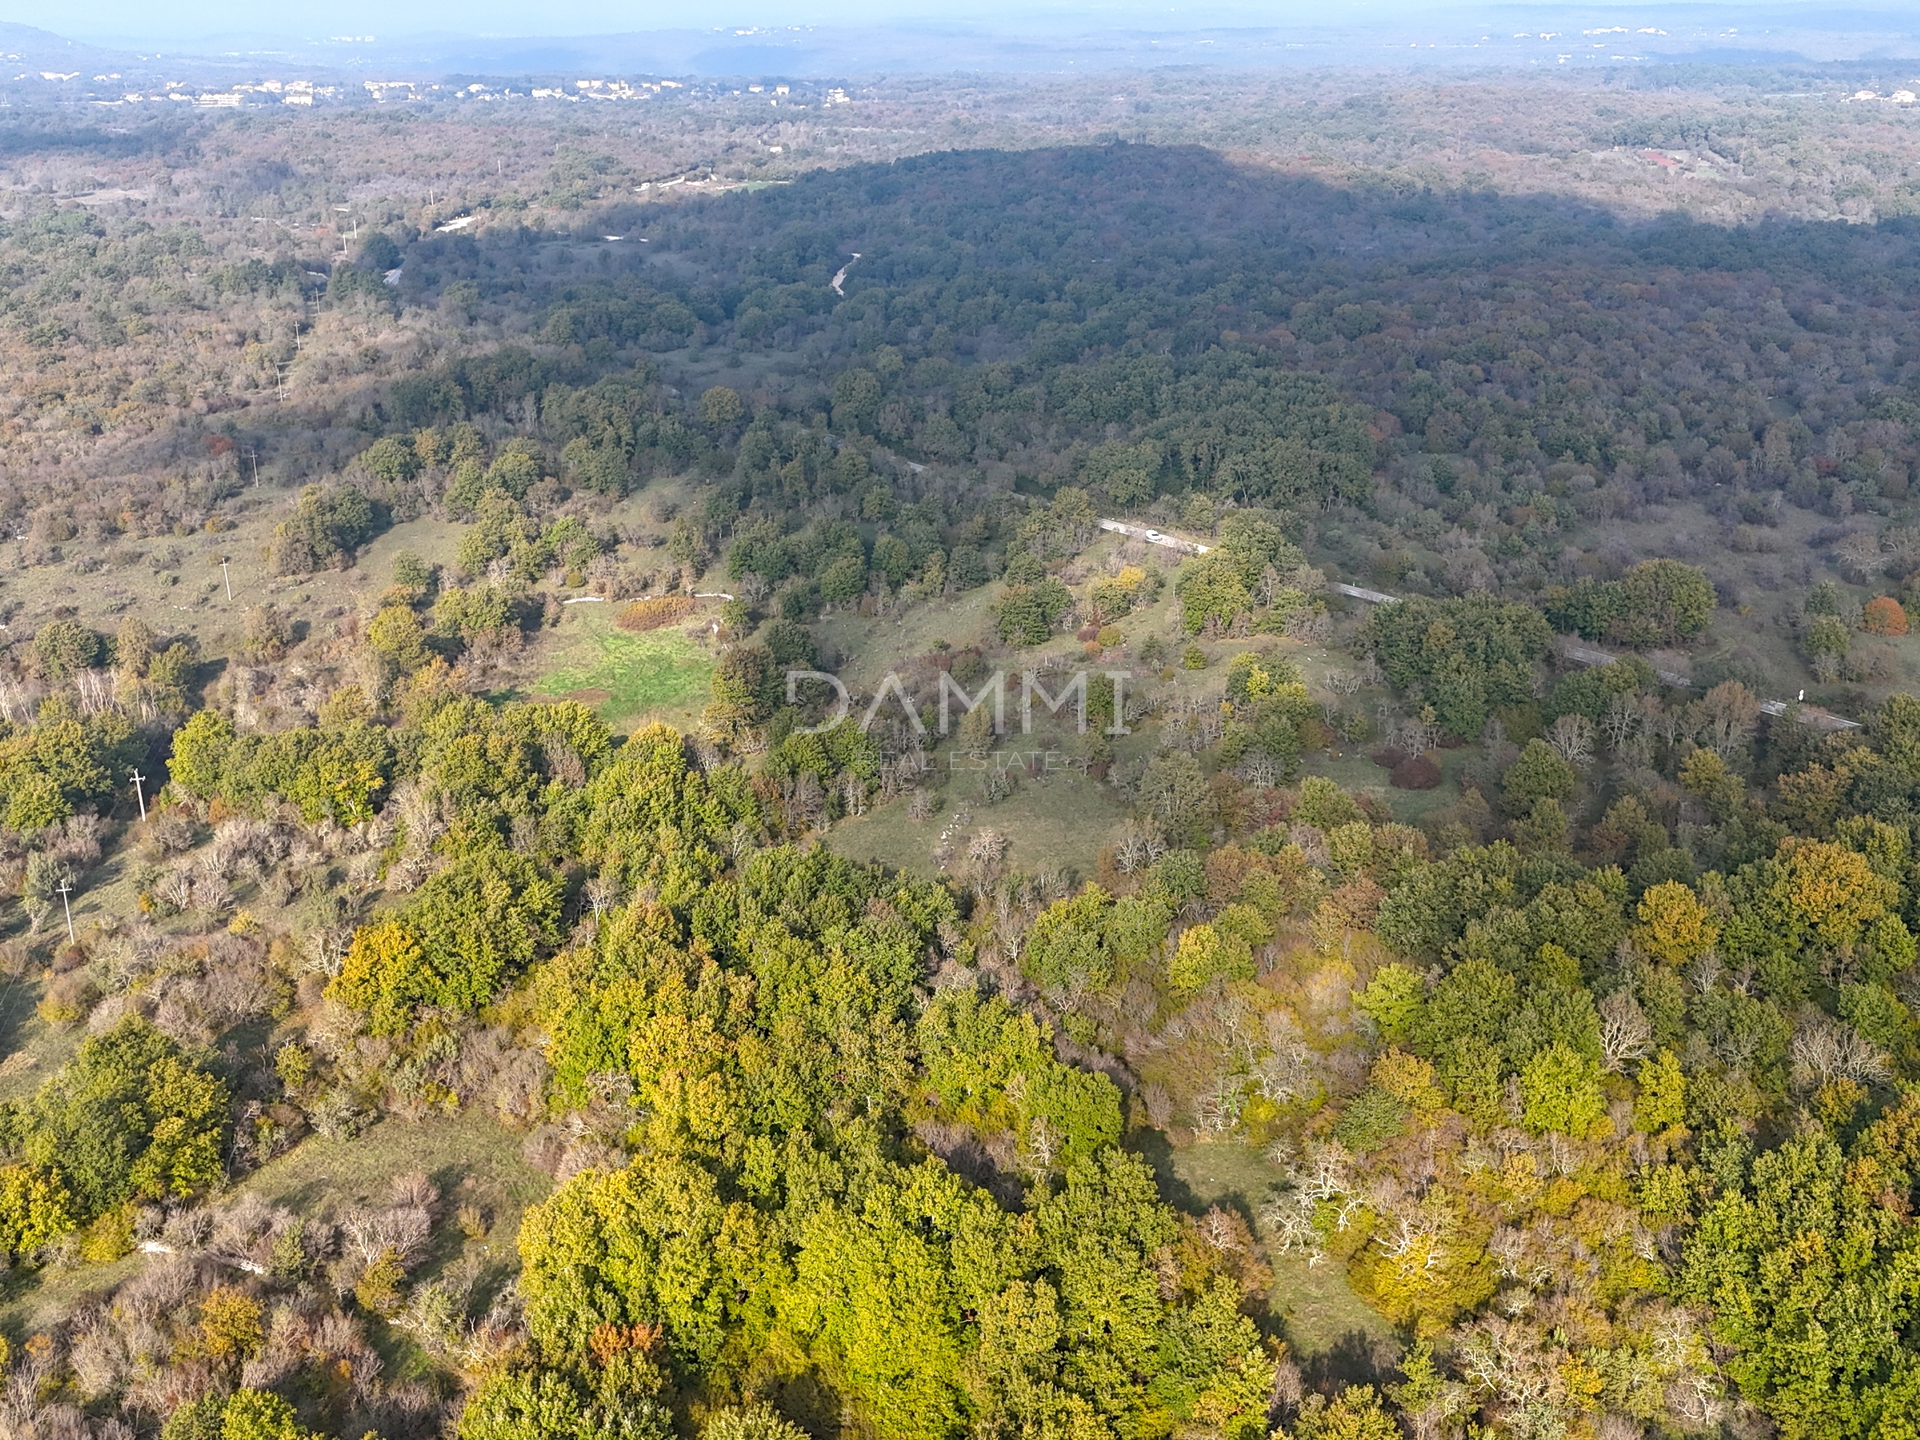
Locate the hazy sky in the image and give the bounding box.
[6,0,1885,47]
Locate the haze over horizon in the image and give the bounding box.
[4,0,1917,56]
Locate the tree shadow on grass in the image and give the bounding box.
[0,965,42,1071]
[1128,1126,1200,1213]
[1298,1327,1403,1394]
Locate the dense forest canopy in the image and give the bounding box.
[0,65,1913,1440]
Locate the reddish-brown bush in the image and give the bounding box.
[1390,753,1442,789]
[1863,596,1909,636]
[616,596,696,632]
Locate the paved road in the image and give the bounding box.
[1563,642,1692,689]
[1332,581,1399,605]
[1098,518,1211,554]
[1758,698,1860,731]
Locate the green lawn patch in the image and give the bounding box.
[529,604,715,730]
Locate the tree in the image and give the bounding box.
[330,850,562,1031]
[199,1286,265,1368]
[918,989,1122,1166]
[329,920,429,1037]
[708,644,779,730]
[1678,747,1745,819]
[457,489,538,571]
[785,1167,988,1440]
[1501,739,1576,815]
[1544,712,1594,768]
[1360,596,1552,737]
[11,1016,228,1218]
[1292,1385,1402,1440]
[1693,680,1760,759]
[1024,885,1116,997]
[1597,989,1653,1073]
[1805,613,1851,662]
[699,385,745,430]
[705,1405,808,1440]
[240,604,291,663]
[1863,597,1909,635]
[1356,963,1425,1043]
[1873,692,1920,778]
[1519,1042,1606,1137]
[219,1389,322,1440]
[519,1156,768,1372]
[485,439,543,499]
[1681,1111,1920,1438]
[1169,923,1254,992]
[1635,881,1719,966]
[113,616,156,674]
[1217,512,1305,584]
[367,603,430,672]
[162,1396,227,1440]
[0,1164,74,1261]
[31,619,102,679]
[1140,753,1212,840]
[1616,559,1715,646]
[359,435,422,485]
[831,367,882,434]
[273,484,377,573]
[1771,838,1894,950]
[1633,1049,1687,1132]
[994,579,1072,645]
[460,1369,673,1440]
[1174,553,1253,634]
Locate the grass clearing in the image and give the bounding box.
[237,1109,549,1229]
[1266,1253,1404,1376]
[828,766,1129,880]
[524,601,716,732]
[0,969,66,1108]
[1149,1137,1401,1368]
[0,1250,146,1340]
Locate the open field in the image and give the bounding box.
[522,599,717,732]
[828,761,1131,879]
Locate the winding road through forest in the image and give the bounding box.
[1095,516,1861,731]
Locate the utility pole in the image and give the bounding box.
[130,768,147,821]
[55,876,75,945]
[220,556,233,601]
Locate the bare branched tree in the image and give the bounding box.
[1791,1013,1890,1088]
[1598,989,1654,1073]
[1547,712,1596,768]
[1601,691,1641,752]
[1691,680,1760,759]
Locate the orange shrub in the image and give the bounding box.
[1863,596,1909,636]
[616,596,696,633]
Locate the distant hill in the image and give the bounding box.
[0,20,125,68]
